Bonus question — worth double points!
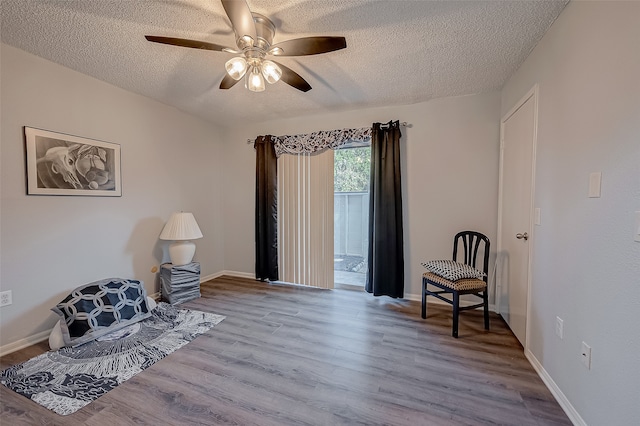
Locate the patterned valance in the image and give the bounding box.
[271,127,372,157]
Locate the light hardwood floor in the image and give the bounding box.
[1,276,570,425]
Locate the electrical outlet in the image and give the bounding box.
[581,341,592,369]
[555,316,563,339]
[0,290,12,307]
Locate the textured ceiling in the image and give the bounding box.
[1,0,568,126]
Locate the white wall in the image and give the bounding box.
[222,92,501,298]
[0,44,225,347]
[501,2,640,424]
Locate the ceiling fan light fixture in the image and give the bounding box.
[145,0,346,93]
[246,66,266,92]
[225,57,248,80]
[261,60,282,84]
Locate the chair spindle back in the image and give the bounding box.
[452,231,490,283]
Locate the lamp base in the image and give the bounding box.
[169,241,196,266]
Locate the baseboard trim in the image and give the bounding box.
[0,329,50,357]
[201,272,222,282]
[404,292,496,312]
[202,270,255,281]
[525,349,585,426]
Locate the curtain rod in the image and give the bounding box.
[380,121,409,129]
[246,122,409,144]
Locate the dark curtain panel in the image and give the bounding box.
[255,135,279,281]
[366,121,404,298]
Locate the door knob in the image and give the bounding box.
[516,232,529,241]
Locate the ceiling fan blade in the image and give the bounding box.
[221,0,257,44]
[220,73,241,90]
[269,37,347,56]
[145,35,231,52]
[273,61,312,92]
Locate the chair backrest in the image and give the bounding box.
[453,231,490,282]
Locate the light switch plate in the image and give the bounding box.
[581,341,592,369]
[534,208,541,225]
[588,172,601,198]
[555,316,563,339]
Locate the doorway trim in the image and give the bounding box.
[497,84,539,351]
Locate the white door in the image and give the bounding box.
[498,88,537,347]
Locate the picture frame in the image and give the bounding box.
[25,127,122,197]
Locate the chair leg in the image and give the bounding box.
[483,289,490,330]
[452,291,460,338]
[421,279,427,319]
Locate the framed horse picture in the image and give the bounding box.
[24,127,122,196]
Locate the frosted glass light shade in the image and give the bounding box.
[159,212,203,241]
[245,66,265,92]
[225,57,248,80]
[261,60,282,84]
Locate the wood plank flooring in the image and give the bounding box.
[1,276,571,425]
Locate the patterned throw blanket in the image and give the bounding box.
[1,303,224,415]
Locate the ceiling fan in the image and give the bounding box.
[145,0,346,93]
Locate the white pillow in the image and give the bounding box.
[146,296,157,311]
[49,295,157,351]
[48,319,65,351]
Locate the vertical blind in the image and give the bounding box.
[277,150,334,289]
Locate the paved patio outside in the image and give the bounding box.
[334,270,366,286]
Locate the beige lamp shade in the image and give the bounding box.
[159,212,203,241]
[159,212,203,265]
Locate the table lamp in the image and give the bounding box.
[159,212,203,265]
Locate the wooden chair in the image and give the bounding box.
[421,231,490,337]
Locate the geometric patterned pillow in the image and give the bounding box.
[421,260,486,281]
[51,278,151,348]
